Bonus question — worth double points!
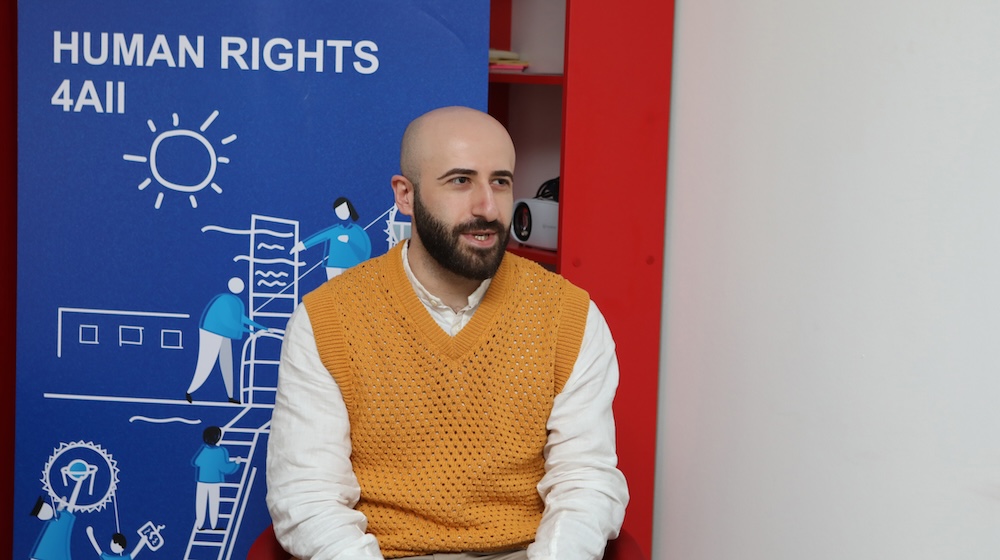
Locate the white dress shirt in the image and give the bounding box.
[266,246,628,560]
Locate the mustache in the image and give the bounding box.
[454,218,505,235]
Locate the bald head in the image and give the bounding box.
[399,106,515,183]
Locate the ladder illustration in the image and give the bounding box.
[178,207,403,558]
[240,214,300,405]
[379,204,411,249]
[182,407,271,560]
[183,214,301,559]
[245,214,299,329]
[239,330,284,406]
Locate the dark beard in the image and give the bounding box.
[412,192,509,281]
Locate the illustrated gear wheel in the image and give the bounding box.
[40,440,119,513]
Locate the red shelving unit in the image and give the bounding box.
[489,1,675,557]
[506,242,559,267]
[488,71,564,86]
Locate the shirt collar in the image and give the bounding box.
[401,241,492,312]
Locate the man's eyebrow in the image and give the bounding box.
[435,168,513,181]
[437,168,478,180]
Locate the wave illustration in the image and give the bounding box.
[202,225,295,238]
[255,270,289,278]
[234,255,303,266]
[129,415,201,425]
[257,243,286,251]
[257,280,289,287]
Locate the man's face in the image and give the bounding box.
[405,112,515,281]
[412,185,510,281]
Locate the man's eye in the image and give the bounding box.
[451,177,471,184]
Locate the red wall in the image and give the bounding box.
[560,1,674,556]
[2,2,17,547]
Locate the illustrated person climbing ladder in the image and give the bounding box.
[192,425,244,532]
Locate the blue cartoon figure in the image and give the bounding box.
[185,277,267,404]
[29,458,95,560]
[85,527,135,559]
[192,426,243,531]
[29,496,77,560]
[84,521,165,560]
[291,197,372,280]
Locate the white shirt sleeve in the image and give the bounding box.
[265,305,385,560]
[528,300,630,560]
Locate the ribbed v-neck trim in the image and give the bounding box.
[386,242,513,360]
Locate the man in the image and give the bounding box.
[266,106,628,560]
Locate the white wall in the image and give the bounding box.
[657,1,1000,558]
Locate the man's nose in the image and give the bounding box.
[470,181,500,222]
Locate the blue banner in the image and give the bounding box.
[16,2,487,558]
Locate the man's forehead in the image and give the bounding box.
[423,141,513,170]
[406,116,515,177]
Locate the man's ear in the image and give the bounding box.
[390,174,415,217]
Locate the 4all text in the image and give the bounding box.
[52,80,125,114]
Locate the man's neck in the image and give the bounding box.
[405,240,482,311]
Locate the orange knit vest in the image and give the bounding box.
[303,243,589,558]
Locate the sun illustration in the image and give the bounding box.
[123,111,236,209]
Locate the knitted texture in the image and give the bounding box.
[303,243,589,558]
